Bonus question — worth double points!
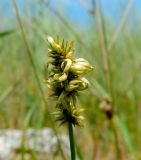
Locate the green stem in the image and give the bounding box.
[11,1,66,160]
[68,122,76,160]
[111,118,122,160]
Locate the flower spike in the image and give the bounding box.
[45,36,93,126]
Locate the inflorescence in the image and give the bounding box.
[45,36,93,126]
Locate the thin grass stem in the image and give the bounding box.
[108,0,134,51]
[68,122,76,160]
[111,117,122,160]
[11,1,66,159]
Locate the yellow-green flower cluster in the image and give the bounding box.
[45,36,93,126]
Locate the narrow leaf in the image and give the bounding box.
[0,29,16,38]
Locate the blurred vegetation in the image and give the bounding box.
[0,0,141,159]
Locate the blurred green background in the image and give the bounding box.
[0,0,141,159]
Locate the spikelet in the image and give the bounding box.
[45,36,94,126]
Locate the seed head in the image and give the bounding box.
[45,36,94,126]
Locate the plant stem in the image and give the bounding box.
[68,122,76,160]
[11,1,66,159]
[111,118,122,160]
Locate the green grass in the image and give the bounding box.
[0,0,141,159]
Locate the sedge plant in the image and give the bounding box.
[45,36,93,160]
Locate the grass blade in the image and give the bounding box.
[0,29,16,37]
